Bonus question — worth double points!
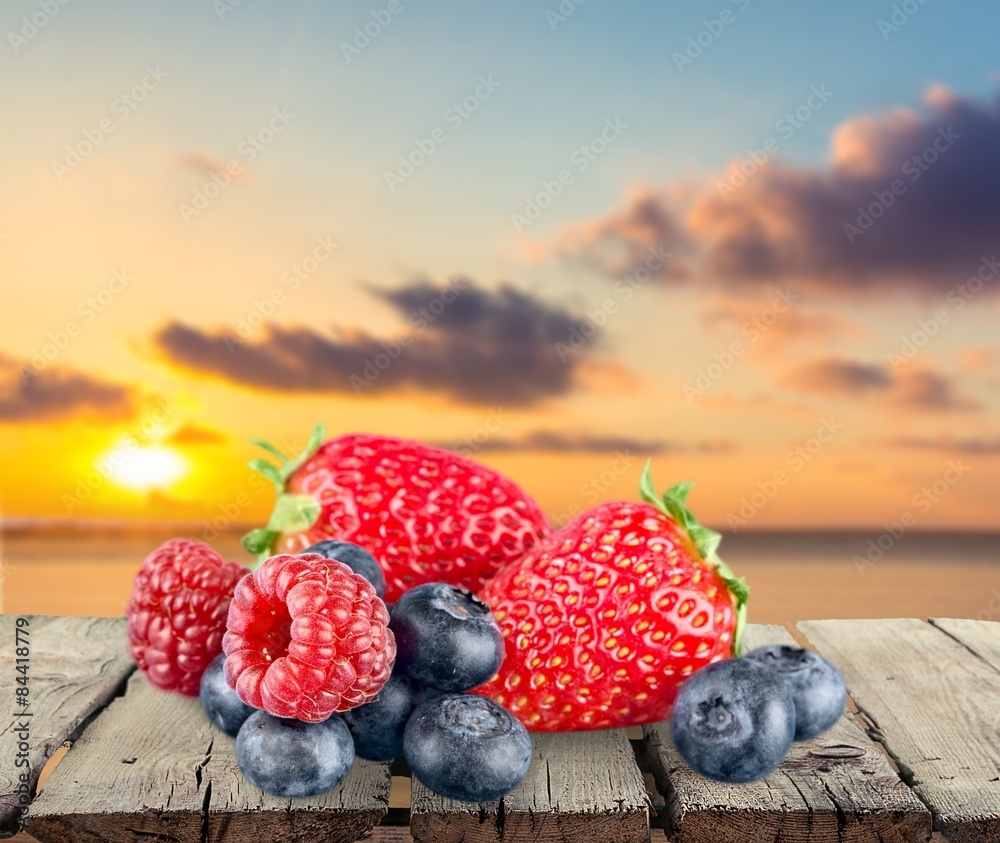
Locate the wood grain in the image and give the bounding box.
[642,623,932,843]
[0,616,134,837]
[24,671,391,843]
[409,729,649,843]
[799,619,1000,843]
[928,619,1000,674]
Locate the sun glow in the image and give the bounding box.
[104,445,189,491]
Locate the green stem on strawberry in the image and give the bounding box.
[241,423,326,569]
[639,460,749,657]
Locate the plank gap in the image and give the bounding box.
[928,618,1000,676]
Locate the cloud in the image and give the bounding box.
[886,436,1000,454]
[0,355,135,422]
[891,368,981,412]
[430,431,736,455]
[958,347,997,373]
[780,356,980,412]
[542,187,691,279]
[166,423,227,445]
[781,358,892,395]
[700,295,864,348]
[544,87,999,295]
[152,280,595,406]
[695,391,813,417]
[178,150,248,182]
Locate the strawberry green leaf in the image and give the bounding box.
[280,423,326,482]
[249,438,287,464]
[248,459,283,487]
[664,481,693,506]
[688,525,722,559]
[268,493,321,534]
[243,423,328,567]
[242,527,277,555]
[638,459,661,509]
[662,501,691,533]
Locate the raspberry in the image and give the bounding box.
[126,539,246,697]
[223,553,396,723]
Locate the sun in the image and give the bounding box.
[105,445,189,491]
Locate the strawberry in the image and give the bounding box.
[242,425,550,603]
[472,462,748,732]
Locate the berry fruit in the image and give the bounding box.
[745,644,846,740]
[671,658,795,783]
[474,463,748,731]
[404,694,532,803]
[304,539,386,599]
[241,425,550,602]
[390,583,504,692]
[341,671,420,761]
[223,553,396,722]
[200,653,255,736]
[127,538,246,696]
[236,709,355,798]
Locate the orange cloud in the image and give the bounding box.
[958,347,997,373]
[780,357,981,412]
[884,435,1000,454]
[165,423,227,446]
[699,294,864,348]
[178,150,249,182]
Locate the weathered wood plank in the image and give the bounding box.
[25,670,391,843]
[928,619,1000,674]
[410,729,649,843]
[0,616,134,837]
[360,828,412,842]
[643,623,932,843]
[799,619,1000,843]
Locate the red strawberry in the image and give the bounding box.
[223,553,395,722]
[126,538,246,696]
[472,463,748,732]
[242,425,550,603]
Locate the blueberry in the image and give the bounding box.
[404,694,532,803]
[389,583,503,692]
[304,540,386,599]
[745,644,846,741]
[236,710,355,798]
[671,658,795,783]
[341,672,420,761]
[199,653,255,737]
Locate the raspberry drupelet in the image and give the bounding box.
[223,553,395,722]
[126,539,246,697]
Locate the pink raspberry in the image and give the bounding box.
[126,539,246,696]
[223,553,395,722]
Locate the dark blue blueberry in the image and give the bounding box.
[304,540,386,599]
[199,653,255,737]
[404,694,531,803]
[745,644,846,741]
[671,658,795,783]
[341,672,420,761]
[389,583,503,692]
[414,681,448,705]
[235,710,355,798]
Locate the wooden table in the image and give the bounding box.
[1,616,997,842]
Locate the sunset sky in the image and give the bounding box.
[1,0,998,531]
